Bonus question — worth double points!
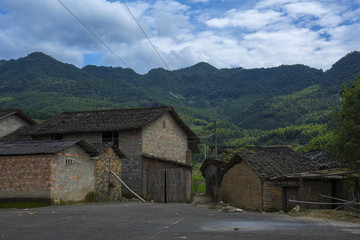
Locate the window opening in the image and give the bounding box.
[102,131,119,146]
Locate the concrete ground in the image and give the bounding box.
[1,202,359,240]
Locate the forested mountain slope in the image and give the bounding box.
[1,51,359,150]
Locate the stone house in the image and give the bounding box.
[200,158,225,200]
[17,106,199,202]
[220,147,329,212]
[0,109,36,139]
[0,140,123,202]
[200,146,242,200]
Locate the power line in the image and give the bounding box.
[308,68,360,96]
[57,0,132,69]
[120,0,170,71]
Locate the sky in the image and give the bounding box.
[0,0,359,74]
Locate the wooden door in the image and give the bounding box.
[147,169,165,202]
[166,169,186,203]
[283,187,298,212]
[147,169,186,203]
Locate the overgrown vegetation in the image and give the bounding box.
[192,163,205,193]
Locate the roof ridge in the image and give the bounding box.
[58,106,172,115]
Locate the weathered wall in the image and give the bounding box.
[205,165,222,200]
[0,154,54,199]
[52,145,95,201]
[262,180,285,212]
[301,179,333,207]
[94,147,122,200]
[0,114,31,138]
[118,129,143,197]
[221,162,262,211]
[142,113,188,163]
[263,179,333,212]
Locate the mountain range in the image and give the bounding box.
[1,51,360,150]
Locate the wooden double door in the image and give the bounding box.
[147,168,186,203]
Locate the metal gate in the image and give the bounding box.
[147,169,186,203]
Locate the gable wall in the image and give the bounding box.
[221,162,262,211]
[142,112,188,163]
[52,145,95,201]
[0,114,31,138]
[0,154,55,199]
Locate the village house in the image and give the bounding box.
[200,146,236,200]
[0,109,36,139]
[0,140,124,202]
[11,106,199,203]
[220,146,331,212]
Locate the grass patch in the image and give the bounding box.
[192,163,206,193]
[0,198,52,209]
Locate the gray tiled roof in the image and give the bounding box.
[0,140,97,156]
[303,150,340,169]
[225,146,318,180]
[27,106,197,138]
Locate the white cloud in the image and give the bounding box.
[0,0,359,73]
[206,9,284,30]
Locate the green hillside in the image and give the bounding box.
[1,51,359,155]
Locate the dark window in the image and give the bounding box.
[102,131,119,146]
[51,134,63,140]
[65,159,73,165]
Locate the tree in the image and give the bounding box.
[327,76,360,169]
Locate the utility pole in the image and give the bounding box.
[214,120,218,160]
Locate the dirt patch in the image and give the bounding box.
[284,209,360,224]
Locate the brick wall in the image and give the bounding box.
[52,145,95,201]
[142,112,188,163]
[0,154,54,199]
[94,147,122,200]
[262,180,284,211]
[221,162,262,211]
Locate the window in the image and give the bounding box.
[163,120,166,129]
[51,134,63,140]
[65,159,73,165]
[102,131,119,146]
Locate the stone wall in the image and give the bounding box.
[221,162,262,211]
[0,154,54,199]
[94,147,122,200]
[0,114,31,138]
[52,145,95,201]
[142,112,188,163]
[118,129,143,197]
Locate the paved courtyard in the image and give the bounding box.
[0,202,359,240]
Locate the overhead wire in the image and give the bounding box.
[120,0,170,71]
[57,0,132,69]
[308,68,360,96]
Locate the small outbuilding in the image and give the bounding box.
[221,147,325,212]
[0,140,124,202]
